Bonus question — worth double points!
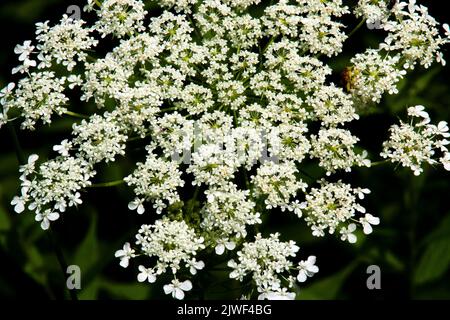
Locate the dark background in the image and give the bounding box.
[0,0,449,300]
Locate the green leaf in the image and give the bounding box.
[0,206,11,232]
[72,209,99,279]
[421,214,450,246]
[414,238,450,285]
[100,279,150,300]
[297,262,358,300]
[78,278,101,300]
[23,245,48,288]
[384,250,405,272]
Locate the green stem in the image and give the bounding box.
[348,19,366,38]
[158,106,180,113]
[47,229,78,301]
[371,160,389,167]
[88,179,125,188]
[187,14,203,42]
[8,123,76,300]
[298,168,317,182]
[261,36,275,54]
[64,111,89,119]
[7,123,26,165]
[128,133,151,142]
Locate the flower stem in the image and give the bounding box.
[158,106,180,113]
[348,19,366,38]
[8,123,77,300]
[88,179,125,188]
[7,123,26,165]
[371,160,389,167]
[64,111,90,119]
[47,228,78,300]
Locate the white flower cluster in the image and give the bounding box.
[381,105,450,175]
[11,155,95,229]
[301,180,377,241]
[228,233,318,300]
[2,0,449,300]
[72,114,128,163]
[263,0,348,56]
[382,1,449,69]
[311,128,371,175]
[89,0,146,38]
[2,72,68,130]
[35,15,98,71]
[348,0,449,104]
[349,50,406,103]
[124,148,185,214]
[202,183,261,254]
[252,161,307,211]
[116,218,205,299]
[355,0,392,28]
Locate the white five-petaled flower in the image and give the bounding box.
[356,188,371,200]
[359,214,380,235]
[163,279,192,300]
[128,198,145,215]
[187,259,205,275]
[215,240,236,255]
[14,40,35,62]
[258,289,296,300]
[68,192,83,207]
[437,52,446,66]
[340,223,357,244]
[12,58,37,74]
[19,154,39,178]
[444,23,450,37]
[35,210,60,230]
[137,265,157,283]
[0,82,15,105]
[441,153,450,171]
[11,188,28,213]
[53,139,72,157]
[407,0,417,14]
[115,242,136,268]
[297,255,319,283]
[437,121,450,138]
[407,105,429,120]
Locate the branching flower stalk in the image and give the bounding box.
[1,0,449,300]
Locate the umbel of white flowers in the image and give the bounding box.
[2,0,450,300]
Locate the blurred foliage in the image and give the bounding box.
[0,0,449,300]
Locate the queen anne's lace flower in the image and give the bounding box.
[3,72,68,130]
[252,161,307,210]
[72,114,128,163]
[381,2,449,69]
[202,183,261,251]
[35,15,98,71]
[3,0,449,300]
[349,50,407,103]
[310,128,371,175]
[355,0,392,28]
[124,149,185,214]
[308,85,358,126]
[228,233,316,300]
[15,156,95,228]
[91,0,146,38]
[381,106,450,176]
[302,180,376,238]
[119,219,204,298]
